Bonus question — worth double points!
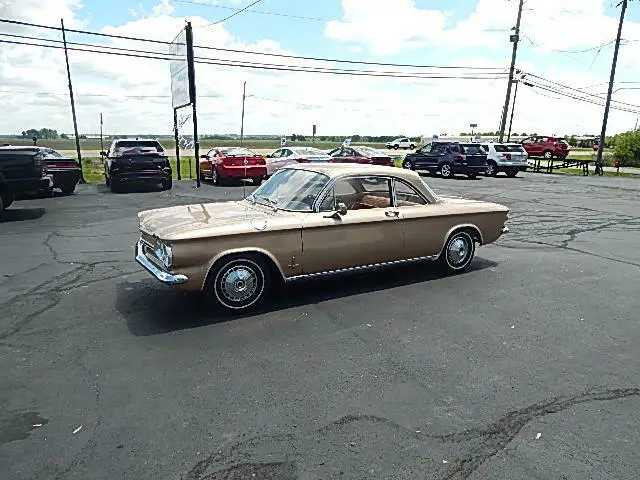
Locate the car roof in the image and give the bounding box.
[0,145,45,152]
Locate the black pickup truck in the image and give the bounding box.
[102,139,172,193]
[0,146,53,213]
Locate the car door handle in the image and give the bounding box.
[385,210,400,218]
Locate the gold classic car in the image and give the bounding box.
[135,164,509,311]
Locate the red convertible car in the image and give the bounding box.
[327,145,395,167]
[199,147,267,186]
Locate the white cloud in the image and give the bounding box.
[0,0,639,138]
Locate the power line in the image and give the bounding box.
[525,72,640,109]
[204,0,265,26]
[0,37,509,80]
[0,17,507,71]
[174,0,328,21]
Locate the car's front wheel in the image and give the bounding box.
[409,144,416,150]
[543,150,553,159]
[485,161,498,177]
[210,255,271,312]
[393,145,399,150]
[211,167,221,185]
[506,169,519,178]
[1,191,14,210]
[438,230,476,274]
[61,183,76,195]
[252,176,263,186]
[440,163,453,178]
[402,159,414,170]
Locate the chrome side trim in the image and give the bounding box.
[135,241,188,285]
[501,226,510,234]
[286,254,439,281]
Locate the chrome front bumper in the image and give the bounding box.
[135,240,188,285]
[501,226,510,234]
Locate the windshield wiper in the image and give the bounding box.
[254,195,278,211]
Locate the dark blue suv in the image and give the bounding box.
[402,142,488,179]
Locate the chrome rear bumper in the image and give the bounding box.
[135,241,188,285]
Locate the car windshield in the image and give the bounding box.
[460,144,484,154]
[353,146,385,157]
[506,144,526,152]
[247,168,329,212]
[219,147,255,156]
[292,148,327,156]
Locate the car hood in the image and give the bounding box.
[138,200,302,241]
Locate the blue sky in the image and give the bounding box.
[2,0,640,135]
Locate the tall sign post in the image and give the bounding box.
[170,22,200,187]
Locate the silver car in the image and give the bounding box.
[480,143,529,177]
[265,147,331,176]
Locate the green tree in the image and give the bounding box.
[611,130,640,167]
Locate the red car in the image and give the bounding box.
[521,136,570,159]
[327,145,395,166]
[199,147,267,186]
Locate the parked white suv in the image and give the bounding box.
[480,143,529,177]
[386,138,416,150]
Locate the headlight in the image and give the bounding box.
[154,243,173,269]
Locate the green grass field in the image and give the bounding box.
[81,156,198,183]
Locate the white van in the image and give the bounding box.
[480,143,529,177]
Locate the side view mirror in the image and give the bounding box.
[337,202,348,216]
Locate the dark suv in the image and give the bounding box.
[0,146,52,213]
[402,142,488,179]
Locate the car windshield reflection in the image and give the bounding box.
[247,168,330,212]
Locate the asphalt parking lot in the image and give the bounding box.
[1,172,640,480]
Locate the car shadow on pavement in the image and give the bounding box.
[119,257,497,337]
[0,207,46,223]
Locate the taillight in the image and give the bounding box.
[388,159,394,167]
[457,154,466,162]
[256,157,266,165]
[502,153,511,160]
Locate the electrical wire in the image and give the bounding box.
[0,17,507,71]
[525,73,640,110]
[204,0,265,26]
[0,37,509,80]
[174,0,328,21]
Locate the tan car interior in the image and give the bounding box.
[327,177,426,211]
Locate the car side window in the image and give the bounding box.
[358,177,392,208]
[448,144,461,154]
[395,180,427,206]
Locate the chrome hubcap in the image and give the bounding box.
[220,266,257,303]
[487,164,494,174]
[448,237,469,266]
[442,165,451,176]
[403,162,411,169]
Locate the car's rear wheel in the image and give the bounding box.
[485,161,498,177]
[438,230,476,274]
[1,191,14,210]
[440,163,453,178]
[162,178,173,190]
[209,255,271,312]
[467,173,477,179]
[543,150,553,159]
[402,159,414,170]
[110,179,121,193]
[252,176,264,186]
[410,144,416,150]
[61,183,76,195]
[506,169,518,178]
[211,167,222,186]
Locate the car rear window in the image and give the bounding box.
[460,144,484,154]
[219,147,255,156]
[492,145,509,152]
[116,141,164,152]
[506,144,526,152]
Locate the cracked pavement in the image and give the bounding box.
[1,174,639,479]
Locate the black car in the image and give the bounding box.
[0,146,53,213]
[102,139,172,193]
[402,142,488,179]
[38,147,82,195]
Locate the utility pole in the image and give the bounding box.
[240,81,246,147]
[498,0,524,143]
[596,0,628,174]
[507,72,523,142]
[173,109,181,180]
[99,113,104,154]
[61,19,85,183]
